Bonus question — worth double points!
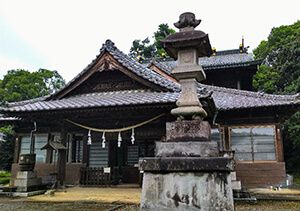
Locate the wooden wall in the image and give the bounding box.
[235,162,286,187]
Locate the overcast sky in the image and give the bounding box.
[0,0,299,81]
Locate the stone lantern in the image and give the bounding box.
[139,12,234,210]
[161,12,212,120]
[14,122,43,193]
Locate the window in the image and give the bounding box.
[20,136,31,155]
[71,134,83,163]
[211,128,221,142]
[35,134,48,162]
[230,126,276,161]
[20,134,48,163]
[89,141,108,167]
[127,145,139,166]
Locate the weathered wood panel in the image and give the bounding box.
[236,162,286,187]
[80,167,110,186]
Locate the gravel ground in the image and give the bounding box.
[0,198,116,211]
[1,187,300,210]
[1,198,300,211]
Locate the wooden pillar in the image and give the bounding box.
[46,149,53,164]
[57,124,67,187]
[275,124,284,162]
[45,133,52,164]
[223,126,230,150]
[82,135,88,165]
[13,136,21,163]
[237,80,241,90]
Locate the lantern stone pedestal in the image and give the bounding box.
[139,120,234,210]
[14,171,42,192]
[13,153,43,192]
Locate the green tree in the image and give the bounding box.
[0,125,15,170]
[253,64,281,93]
[0,68,65,104]
[129,38,156,60]
[253,20,300,94]
[153,24,176,58]
[0,69,65,170]
[253,20,300,173]
[129,23,175,60]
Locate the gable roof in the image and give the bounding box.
[144,49,262,75]
[49,40,180,99]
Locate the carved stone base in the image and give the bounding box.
[140,118,234,210]
[141,172,234,211]
[166,120,211,142]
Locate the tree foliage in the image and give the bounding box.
[0,69,65,170]
[253,20,300,172]
[0,125,14,170]
[253,20,300,94]
[129,23,175,60]
[283,112,300,172]
[0,68,65,104]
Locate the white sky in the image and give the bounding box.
[0,0,299,82]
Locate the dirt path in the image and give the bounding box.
[1,187,300,210]
[29,187,141,204]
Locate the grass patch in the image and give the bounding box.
[0,171,11,185]
[294,173,300,185]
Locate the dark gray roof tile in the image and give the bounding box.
[200,84,299,111]
[145,49,261,75]
[1,87,299,114]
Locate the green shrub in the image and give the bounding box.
[294,174,300,186]
[0,171,11,185]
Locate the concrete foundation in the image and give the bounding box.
[141,172,233,211]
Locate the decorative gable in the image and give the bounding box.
[50,40,179,100]
[67,70,149,96]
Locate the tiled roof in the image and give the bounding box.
[100,40,179,91]
[50,40,179,99]
[2,90,179,112]
[201,85,300,111]
[144,49,261,75]
[1,41,298,115]
[1,87,299,113]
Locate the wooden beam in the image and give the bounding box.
[13,136,21,163]
[57,124,67,187]
[275,124,284,162]
[82,135,88,164]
